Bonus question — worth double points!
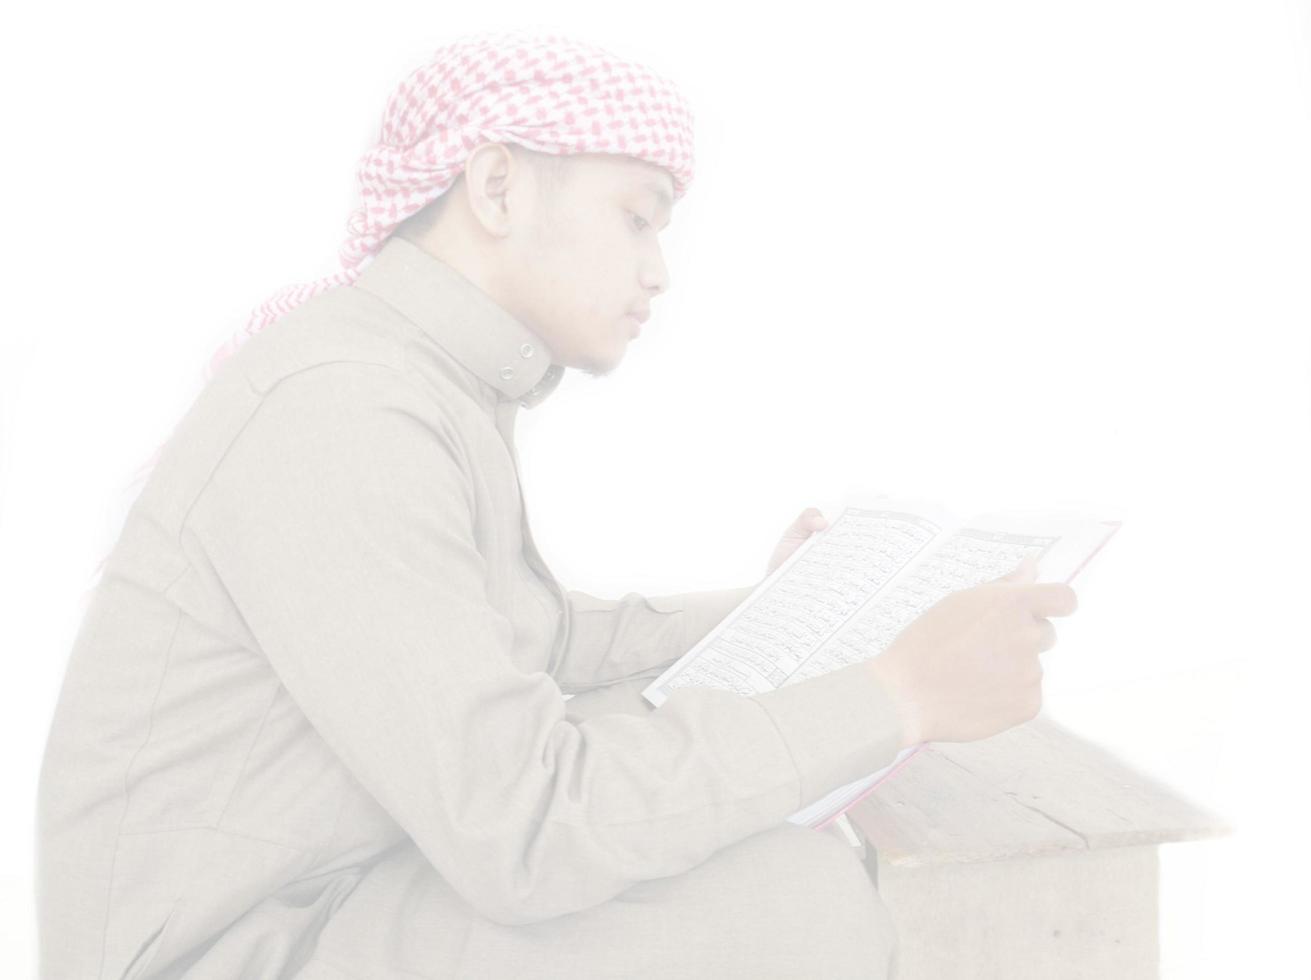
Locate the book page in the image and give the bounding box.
[642,499,957,707]
[794,526,1041,682]
[795,514,1119,684]
[638,498,1119,828]
[963,511,1121,585]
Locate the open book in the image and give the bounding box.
[641,497,1120,829]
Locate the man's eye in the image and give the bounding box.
[629,212,651,232]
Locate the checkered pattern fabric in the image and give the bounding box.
[207,29,696,378]
[94,31,696,581]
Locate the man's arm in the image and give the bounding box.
[184,362,906,926]
[552,507,833,692]
[552,583,758,693]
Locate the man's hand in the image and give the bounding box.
[765,507,829,577]
[867,554,1078,748]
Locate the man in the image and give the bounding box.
[37,30,1075,979]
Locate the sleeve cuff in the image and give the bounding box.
[747,661,908,809]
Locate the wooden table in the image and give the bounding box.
[845,716,1231,980]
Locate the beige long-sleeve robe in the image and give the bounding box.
[36,234,905,979]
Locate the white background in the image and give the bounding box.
[3,1,1309,976]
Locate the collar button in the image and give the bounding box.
[520,343,535,358]
[499,366,515,380]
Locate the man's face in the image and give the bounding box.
[505,152,674,377]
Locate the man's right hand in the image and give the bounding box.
[867,555,1079,748]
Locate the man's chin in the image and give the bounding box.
[576,347,625,378]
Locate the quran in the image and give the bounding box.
[641,497,1120,829]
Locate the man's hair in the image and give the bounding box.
[514,144,574,193]
[394,144,573,244]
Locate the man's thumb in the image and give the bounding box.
[996,553,1039,584]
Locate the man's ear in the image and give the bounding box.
[461,142,518,237]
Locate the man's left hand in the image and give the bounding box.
[765,507,829,577]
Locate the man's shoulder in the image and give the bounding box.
[138,286,487,537]
[226,284,411,394]
[224,285,486,418]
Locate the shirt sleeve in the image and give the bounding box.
[183,363,907,926]
[553,583,757,692]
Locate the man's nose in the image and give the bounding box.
[640,246,670,296]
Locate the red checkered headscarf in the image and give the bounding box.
[92,30,696,586]
[206,28,696,378]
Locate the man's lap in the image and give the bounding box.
[297,678,898,979]
[299,823,896,980]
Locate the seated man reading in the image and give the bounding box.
[36,29,1076,980]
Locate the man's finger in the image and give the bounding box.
[995,553,1039,585]
[1033,617,1058,653]
[788,507,828,536]
[1019,582,1079,618]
